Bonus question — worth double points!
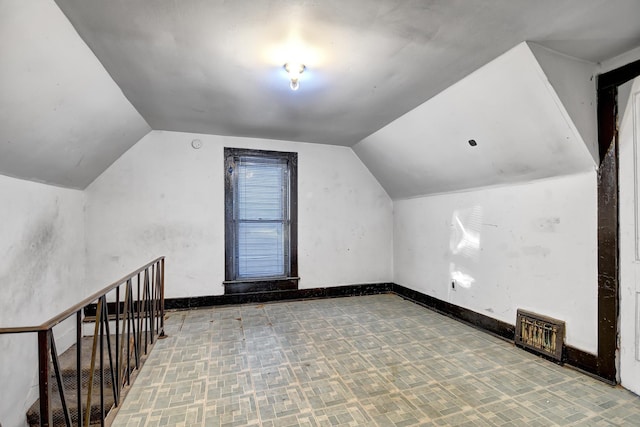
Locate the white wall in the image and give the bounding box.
[0,175,85,427]
[85,131,393,298]
[394,171,598,353]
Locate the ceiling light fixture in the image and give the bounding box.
[284,63,306,91]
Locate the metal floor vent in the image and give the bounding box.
[515,309,565,361]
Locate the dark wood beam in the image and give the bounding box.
[598,58,640,91]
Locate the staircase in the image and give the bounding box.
[26,336,117,426]
[0,257,165,427]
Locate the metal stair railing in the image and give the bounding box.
[0,257,165,427]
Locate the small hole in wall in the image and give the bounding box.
[468,139,477,147]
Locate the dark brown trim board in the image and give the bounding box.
[596,130,619,383]
[165,283,394,309]
[223,277,300,294]
[391,284,515,341]
[564,345,599,378]
[598,58,640,91]
[391,284,597,374]
[596,60,640,383]
[223,147,298,284]
[164,282,599,379]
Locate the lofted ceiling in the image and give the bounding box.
[0,0,150,189]
[354,42,597,199]
[2,0,640,189]
[55,0,640,146]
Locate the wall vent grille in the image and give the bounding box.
[515,309,565,361]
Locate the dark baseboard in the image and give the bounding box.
[164,281,602,381]
[564,345,600,380]
[390,283,515,341]
[390,283,600,379]
[165,282,393,309]
[223,277,299,294]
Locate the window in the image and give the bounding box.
[224,148,298,293]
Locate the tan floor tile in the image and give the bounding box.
[112,295,640,427]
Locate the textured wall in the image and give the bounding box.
[0,175,85,427]
[393,171,597,353]
[85,131,393,297]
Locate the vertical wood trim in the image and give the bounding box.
[596,84,618,383]
[597,133,619,382]
[289,153,298,278]
[598,87,617,162]
[224,148,235,281]
[597,60,640,384]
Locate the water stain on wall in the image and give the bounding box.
[0,205,59,322]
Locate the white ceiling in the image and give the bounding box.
[1,0,640,189]
[0,0,150,189]
[54,0,640,147]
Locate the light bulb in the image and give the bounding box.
[284,63,305,91]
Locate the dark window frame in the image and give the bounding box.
[223,147,298,293]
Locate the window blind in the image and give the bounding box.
[235,156,290,278]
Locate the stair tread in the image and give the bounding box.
[27,330,156,426]
[26,379,115,426]
[57,336,123,373]
[27,335,138,425]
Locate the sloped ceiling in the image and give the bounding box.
[528,42,598,163]
[2,0,640,189]
[0,0,150,189]
[54,0,640,148]
[353,43,595,199]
